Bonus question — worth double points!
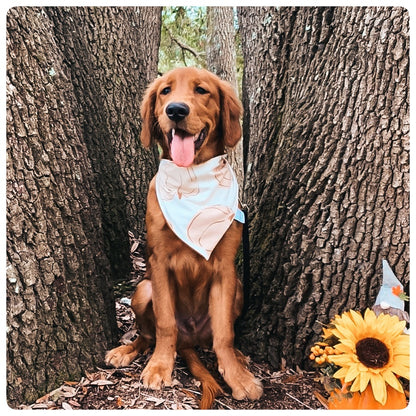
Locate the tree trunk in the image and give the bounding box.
[206,7,243,190]
[237,7,409,368]
[6,6,161,405]
[46,7,162,280]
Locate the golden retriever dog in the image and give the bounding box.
[105,67,263,408]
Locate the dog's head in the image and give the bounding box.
[140,67,242,167]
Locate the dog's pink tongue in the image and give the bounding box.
[170,131,195,167]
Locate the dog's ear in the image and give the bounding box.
[140,78,163,148]
[218,80,243,148]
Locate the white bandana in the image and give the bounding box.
[155,155,243,260]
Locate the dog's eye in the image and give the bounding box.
[161,87,171,95]
[195,86,209,95]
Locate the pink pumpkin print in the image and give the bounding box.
[187,205,234,253]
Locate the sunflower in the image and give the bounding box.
[327,308,409,405]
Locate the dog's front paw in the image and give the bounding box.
[230,370,263,401]
[105,344,138,368]
[141,355,174,389]
[218,360,263,401]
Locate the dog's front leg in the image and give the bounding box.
[209,268,263,401]
[141,257,177,389]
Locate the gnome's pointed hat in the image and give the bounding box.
[374,260,404,310]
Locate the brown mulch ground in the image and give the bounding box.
[23,233,328,410]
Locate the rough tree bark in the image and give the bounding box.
[206,7,243,190]
[47,7,161,279]
[6,6,161,405]
[237,7,409,368]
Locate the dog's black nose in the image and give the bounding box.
[166,102,190,122]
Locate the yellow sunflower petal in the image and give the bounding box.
[372,316,391,333]
[364,308,376,326]
[341,311,358,331]
[349,309,365,327]
[357,362,369,373]
[391,335,410,355]
[350,372,361,392]
[334,342,353,354]
[344,363,360,383]
[331,314,342,326]
[333,366,349,379]
[328,354,354,366]
[322,327,333,338]
[382,369,404,393]
[382,319,406,339]
[390,361,410,379]
[335,322,357,342]
[392,354,410,368]
[379,311,399,324]
[370,373,387,405]
[337,337,356,350]
[359,370,370,392]
[331,328,343,339]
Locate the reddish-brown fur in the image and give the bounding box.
[105,67,263,408]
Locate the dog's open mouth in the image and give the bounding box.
[167,128,207,167]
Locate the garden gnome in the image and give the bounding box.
[372,260,409,324]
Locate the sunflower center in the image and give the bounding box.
[356,337,390,369]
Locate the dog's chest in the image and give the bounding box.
[167,242,214,286]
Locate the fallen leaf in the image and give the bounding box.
[91,379,114,386]
[283,374,301,383]
[116,396,124,407]
[84,370,95,381]
[61,386,77,397]
[67,399,81,408]
[120,329,138,345]
[145,396,165,406]
[61,402,72,410]
[79,376,90,386]
[35,393,50,404]
[130,241,139,253]
[64,381,79,386]
[32,403,49,409]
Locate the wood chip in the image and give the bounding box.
[313,391,329,409]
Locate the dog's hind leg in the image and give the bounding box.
[179,347,223,409]
[105,279,154,368]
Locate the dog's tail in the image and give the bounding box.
[179,348,223,409]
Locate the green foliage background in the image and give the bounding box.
[159,7,207,72]
[159,6,243,89]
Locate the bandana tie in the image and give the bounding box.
[156,155,243,260]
